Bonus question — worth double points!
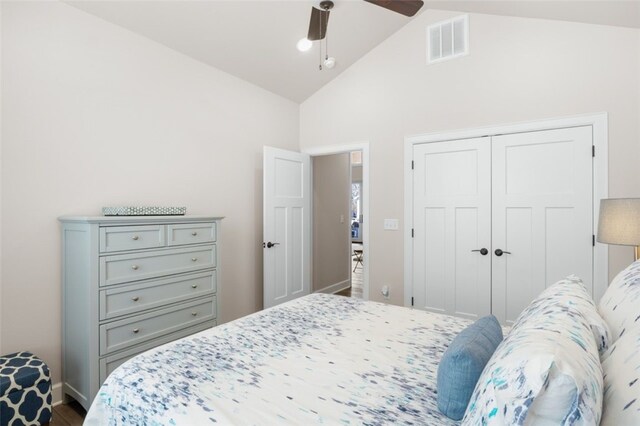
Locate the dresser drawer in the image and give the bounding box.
[100,245,216,286]
[99,270,217,320]
[100,225,166,253]
[167,222,216,246]
[100,297,216,355]
[98,320,215,384]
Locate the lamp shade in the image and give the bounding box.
[597,198,640,246]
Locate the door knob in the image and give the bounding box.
[471,248,489,255]
[264,242,280,248]
[494,249,511,256]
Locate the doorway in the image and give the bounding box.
[348,151,364,298]
[306,143,370,300]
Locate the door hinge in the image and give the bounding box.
[593,235,596,246]
[411,160,414,170]
[592,145,595,157]
[411,297,414,306]
[411,228,414,238]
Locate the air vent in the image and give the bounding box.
[427,15,468,64]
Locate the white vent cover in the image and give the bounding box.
[427,15,469,64]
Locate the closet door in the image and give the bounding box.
[491,126,593,324]
[413,137,491,319]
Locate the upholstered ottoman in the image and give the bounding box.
[0,352,52,426]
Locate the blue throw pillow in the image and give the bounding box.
[437,315,503,420]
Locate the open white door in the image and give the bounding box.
[263,147,311,309]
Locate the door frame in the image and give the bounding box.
[403,112,609,307]
[303,142,370,301]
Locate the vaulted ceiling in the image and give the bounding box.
[68,1,640,103]
[68,0,416,102]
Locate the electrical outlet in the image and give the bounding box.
[383,219,399,230]
[381,285,390,299]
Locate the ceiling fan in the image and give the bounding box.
[307,0,425,42]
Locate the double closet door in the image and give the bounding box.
[412,126,593,324]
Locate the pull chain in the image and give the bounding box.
[318,8,323,70]
[325,24,329,61]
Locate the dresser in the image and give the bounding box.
[58,215,222,410]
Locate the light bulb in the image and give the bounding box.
[323,56,336,69]
[296,38,313,52]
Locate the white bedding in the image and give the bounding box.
[85,294,474,425]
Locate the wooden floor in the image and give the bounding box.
[336,248,364,298]
[51,401,86,426]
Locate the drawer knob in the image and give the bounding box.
[191,257,198,262]
[191,284,198,289]
[131,265,139,270]
[191,312,198,316]
[132,296,140,302]
[132,235,139,241]
[132,328,140,334]
[192,232,198,236]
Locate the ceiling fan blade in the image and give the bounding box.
[307,6,330,41]
[363,0,424,17]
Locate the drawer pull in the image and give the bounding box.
[132,296,140,302]
[132,235,139,241]
[191,312,198,316]
[191,284,198,289]
[192,232,198,236]
[191,257,198,262]
[131,265,139,270]
[132,328,140,334]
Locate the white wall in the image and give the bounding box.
[0,2,3,356]
[312,154,350,292]
[300,10,640,306]
[1,1,298,386]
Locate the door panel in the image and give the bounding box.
[263,147,311,309]
[413,137,492,319]
[504,207,534,323]
[492,126,593,324]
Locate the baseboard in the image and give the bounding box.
[52,382,63,406]
[314,279,351,295]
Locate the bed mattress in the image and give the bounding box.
[85,294,473,425]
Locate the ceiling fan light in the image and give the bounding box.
[297,38,313,52]
[323,56,336,69]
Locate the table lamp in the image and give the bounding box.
[597,198,640,261]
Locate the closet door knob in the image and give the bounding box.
[494,249,511,257]
[471,248,489,255]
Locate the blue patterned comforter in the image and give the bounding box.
[85,294,473,425]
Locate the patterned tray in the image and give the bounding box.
[102,206,186,216]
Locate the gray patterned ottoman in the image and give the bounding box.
[0,352,52,426]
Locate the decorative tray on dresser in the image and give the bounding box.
[58,215,223,410]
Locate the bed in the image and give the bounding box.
[87,262,640,425]
[84,293,475,425]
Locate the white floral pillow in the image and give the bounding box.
[462,281,603,425]
[510,276,611,357]
[598,259,640,341]
[600,328,640,425]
